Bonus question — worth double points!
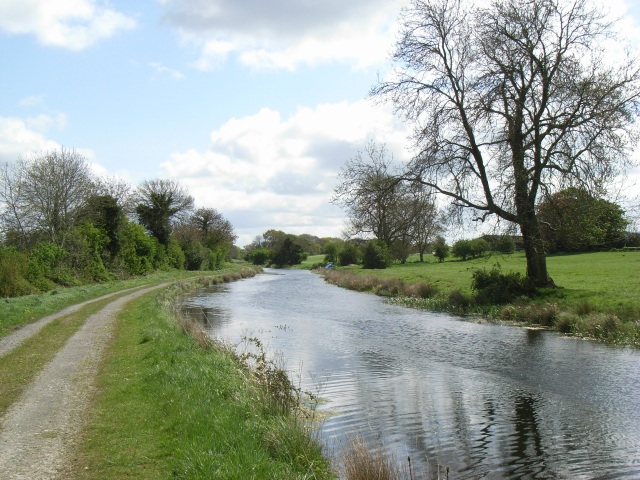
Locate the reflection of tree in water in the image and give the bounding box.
[508,394,546,477]
[181,305,231,331]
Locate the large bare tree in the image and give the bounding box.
[332,141,442,261]
[373,0,640,285]
[0,149,95,247]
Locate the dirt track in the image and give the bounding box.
[0,284,168,479]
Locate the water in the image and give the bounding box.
[181,269,640,478]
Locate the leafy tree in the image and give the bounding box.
[470,238,490,258]
[452,239,473,261]
[247,247,271,266]
[323,241,340,264]
[77,194,124,260]
[362,239,391,269]
[373,0,640,285]
[134,179,194,248]
[338,242,361,266]
[537,188,628,252]
[494,236,516,255]
[432,235,449,263]
[271,237,306,267]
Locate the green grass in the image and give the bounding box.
[0,269,233,339]
[322,251,640,345]
[294,254,326,269]
[65,279,333,480]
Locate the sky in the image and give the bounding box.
[1,0,640,246]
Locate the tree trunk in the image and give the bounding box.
[519,213,550,287]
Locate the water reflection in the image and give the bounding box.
[180,269,640,478]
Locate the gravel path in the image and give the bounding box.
[0,286,145,358]
[0,283,169,480]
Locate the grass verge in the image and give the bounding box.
[0,268,244,339]
[65,270,334,480]
[320,251,640,346]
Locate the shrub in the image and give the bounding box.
[0,247,34,297]
[25,242,72,287]
[575,313,622,338]
[362,240,390,269]
[448,289,473,310]
[555,312,578,333]
[472,265,536,305]
[500,303,558,325]
[495,236,516,254]
[338,243,361,266]
[404,282,438,299]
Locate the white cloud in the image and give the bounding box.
[160,100,410,245]
[148,62,185,80]
[0,0,136,50]
[162,0,404,70]
[0,116,60,163]
[0,114,98,168]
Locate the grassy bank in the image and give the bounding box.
[65,269,334,480]
[320,251,640,346]
[0,268,243,338]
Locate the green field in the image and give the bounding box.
[309,251,640,345]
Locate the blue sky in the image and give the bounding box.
[1,0,639,246]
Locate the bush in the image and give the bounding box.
[0,247,34,297]
[452,239,473,260]
[472,265,536,305]
[448,289,473,310]
[338,243,361,266]
[404,282,438,299]
[555,312,578,333]
[362,240,390,269]
[495,236,516,254]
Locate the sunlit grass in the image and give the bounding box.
[0,268,240,338]
[66,276,333,480]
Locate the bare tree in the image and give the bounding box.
[373,0,640,285]
[407,185,443,262]
[332,142,410,246]
[0,149,95,247]
[332,141,442,262]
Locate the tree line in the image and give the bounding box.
[0,148,236,297]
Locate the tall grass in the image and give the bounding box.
[319,251,640,346]
[0,266,259,339]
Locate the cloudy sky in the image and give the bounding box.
[2,0,640,246]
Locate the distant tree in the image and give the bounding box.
[452,239,473,261]
[323,241,339,264]
[332,142,411,251]
[362,239,391,269]
[537,188,628,252]
[408,187,443,262]
[432,235,449,263]
[494,236,516,255]
[338,242,361,266]
[373,0,640,285]
[470,238,490,258]
[271,237,306,267]
[77,194,124,260]
[134,179,194,248]
[247,247,271,266]
[333,142,441,262]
